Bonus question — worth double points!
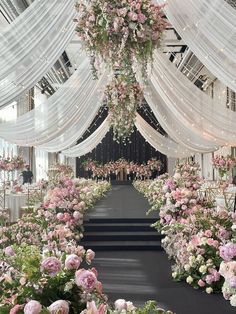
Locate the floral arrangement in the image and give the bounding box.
[0,176,174,313]
[75,0,168,141]
[0,179,111,313]
[134,161,236,306]
[212,155,236,178]
[0,156,25,172]
[83,158,163,179]
[105,75,143,142]
[76,0,167,76]
[47,163,74,185]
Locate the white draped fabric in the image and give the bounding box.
[135,114,192,158]
[0,55,106,147]
[158,0,236,91]
[38,69,108,152]
[61,117,110,157]
[141,51,236,152]
[0,0,76,108]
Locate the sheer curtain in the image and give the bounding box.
[138,50,236,153]
[0,55,101,146]
[61,117,110,157]
[135,113,192,158]
[157,0,236,91]
[0,0,76,108]
[34,88,48,181]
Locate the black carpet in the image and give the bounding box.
[86,186,235,314]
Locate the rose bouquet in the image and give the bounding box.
[212,155,236,179]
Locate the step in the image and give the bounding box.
[81,240,163,251]
[85,218,157,224]
[84,231,162,241]
[84,223,155,232]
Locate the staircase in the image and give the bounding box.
[81,218,163,251]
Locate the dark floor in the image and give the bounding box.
[88,185,157,219]
[88,186,235,314]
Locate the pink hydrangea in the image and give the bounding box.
[4,245,15,256]
[75,269,97,291]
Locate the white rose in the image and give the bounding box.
[186,276,193,284]
[172,272,177,278]
[184,264,190,271]
[230,294,236,307]
[199,265,207,274]
[206,287,213,294]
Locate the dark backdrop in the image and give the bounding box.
[76,105,167,177]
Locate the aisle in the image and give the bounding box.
[83,185,235,314]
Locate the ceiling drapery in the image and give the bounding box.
[0,0,76,108]
[61,117,110,157]
[0,55,108,146]
[138,50,236,152]
[157,0,236,91]
[135,114,193,158]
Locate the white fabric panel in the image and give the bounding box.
[0,55,99,146]
[135,113,192,158]
[141,51,236,152]
[0,0,76,108]
[62,117,110,157]
[157,0,236,91]
[38,70,108,152]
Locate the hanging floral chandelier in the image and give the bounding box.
[76,0,168,141]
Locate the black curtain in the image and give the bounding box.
[76,105,167,177]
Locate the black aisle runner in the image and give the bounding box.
[82,185,235,314]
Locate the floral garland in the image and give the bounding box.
[0,156,25,171]
[105,75,143,142]
[75,0,168,141]
[212,155,236,178]
[83,158,163,179]
[134,162,236,307]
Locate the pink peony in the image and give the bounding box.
[75,269,97,291]
[48,300,69,314]
[41,256,61,277]
[204,230,212,238]
[65,254,81,270]
[56,212,64,221]
[24,300,42,314]
[86,249,95,264]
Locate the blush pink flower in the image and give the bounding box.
[75,269,97,291]
[10,305,23,314]
[65,254,81,270]
[4,245,15,256]
[48,300,69,314]
[41,256,61,277]
[24,300,42,314]
[198,279,205,287]
[86,249,95,264]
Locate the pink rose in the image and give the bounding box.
[128,12,138,21]
[65,254,81,270]
[48,300,69,314]
[75,269,97,291]
[198,279,205,287]
[204,230,212,238]
[4,246,15,256]
[10,305,23,314]
[86,249,95,264]
[41,257,61,277]
[86,301,107,314]
[24,300,42,314]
